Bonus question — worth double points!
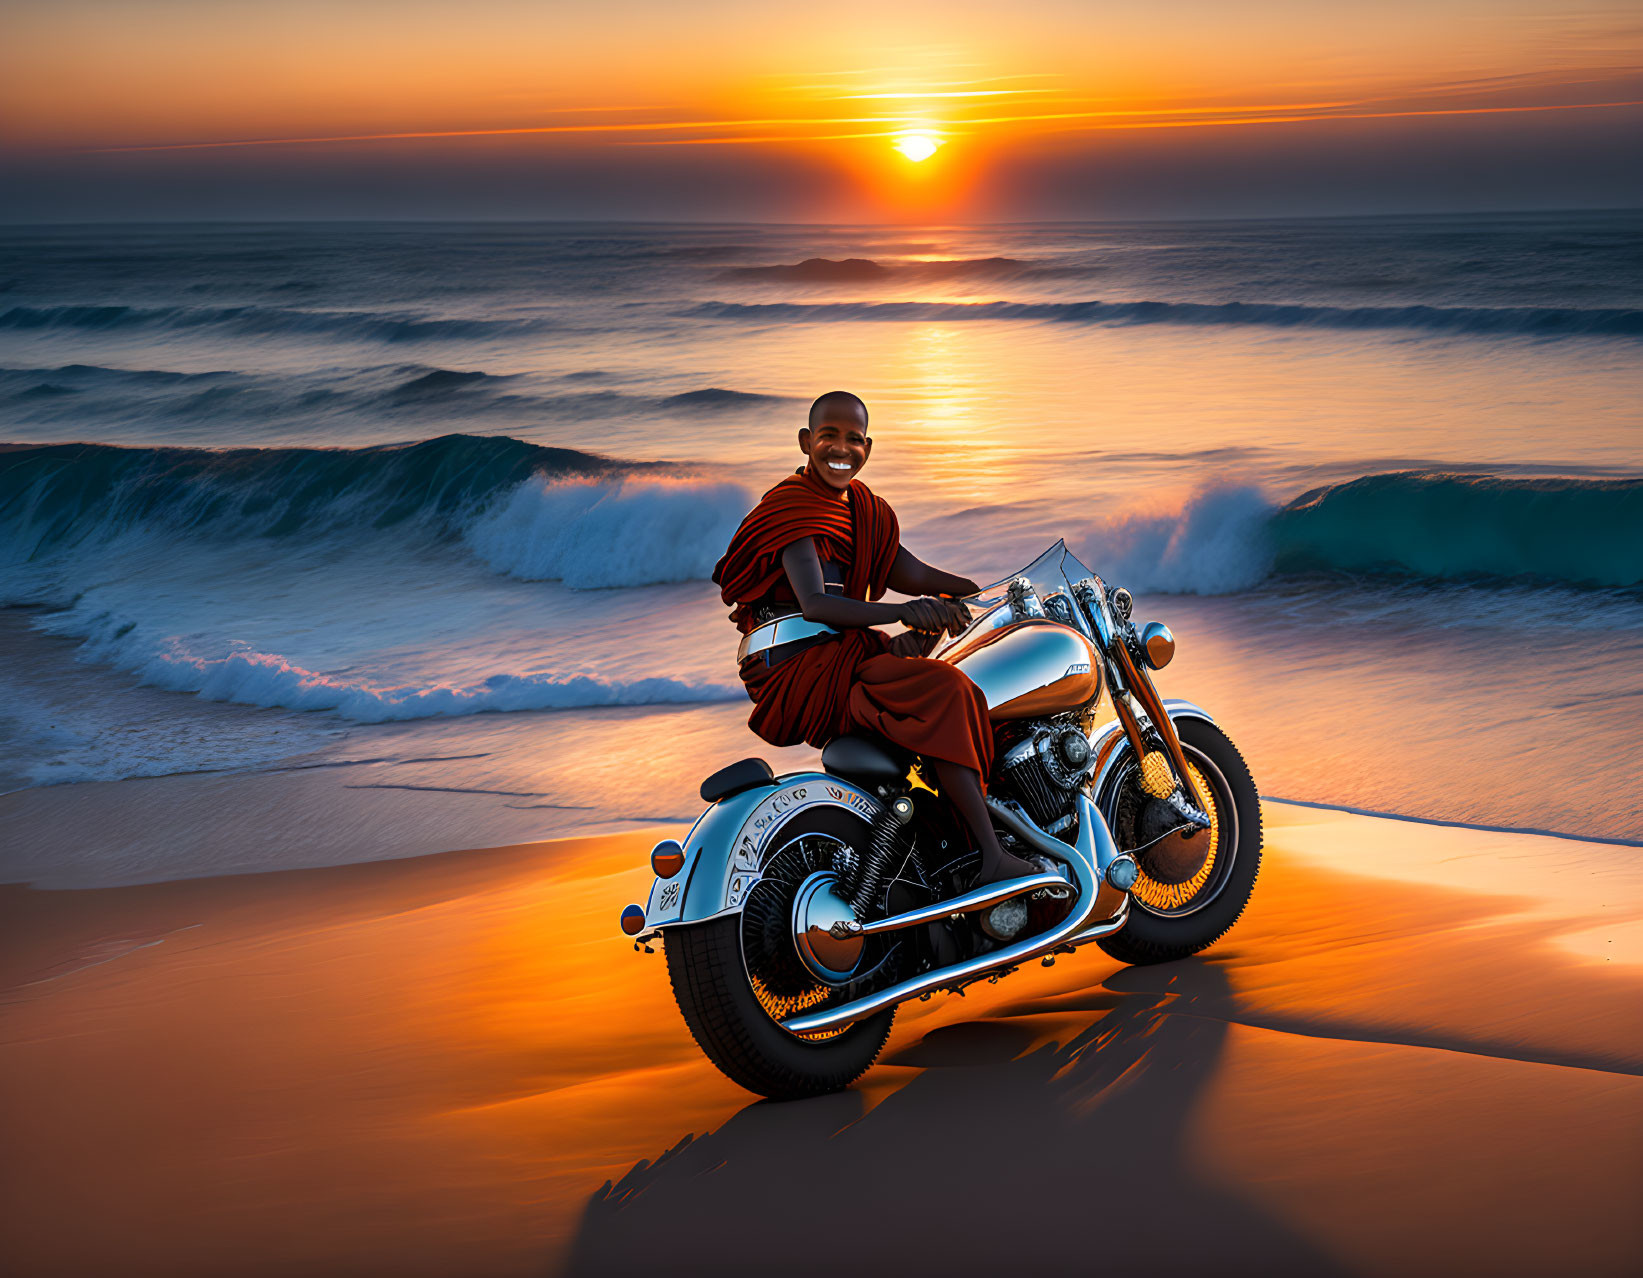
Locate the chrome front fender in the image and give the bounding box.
[1087,698,1217,805]
[641,772,884,932]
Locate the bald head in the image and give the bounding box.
[799,390,871,492]
[808,390,868,431]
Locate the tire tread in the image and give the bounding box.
[665,915,893,1100]
[1097,720,1263,966]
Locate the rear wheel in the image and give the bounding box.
[1096,716,1262,966]
[663,806,897,1099]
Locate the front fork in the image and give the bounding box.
[1105,641,1210,823]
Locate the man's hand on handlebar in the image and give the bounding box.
[897,595,971,637]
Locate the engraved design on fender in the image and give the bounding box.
[720,778,882,912]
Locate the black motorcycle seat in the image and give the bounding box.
[821,734,911,787]
[700,757,776,803]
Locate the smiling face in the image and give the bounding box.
[799,399,871,493]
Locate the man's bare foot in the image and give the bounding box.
[974,847,1040,886]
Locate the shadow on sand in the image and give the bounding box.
[564,960,1347,1277]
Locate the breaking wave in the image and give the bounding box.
[7,438,1638,603]
[0,435,754,726]
[0,434,622,556]
[0,434,752,591]
[464,472,750,588]
[688,298,1643,339]
[1268,472,1643,588]
[1078,472,1643,594]
[6,433,1638,734]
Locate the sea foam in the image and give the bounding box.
[72,626,739,723]
[462,474,752,588]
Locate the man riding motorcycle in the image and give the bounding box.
[713,389,1037,887]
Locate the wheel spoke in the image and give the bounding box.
[1131,759,1221,911]
[742,834,858,1040]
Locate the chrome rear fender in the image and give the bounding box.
[641,772,883,931]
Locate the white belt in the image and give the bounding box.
[736,614,839,664]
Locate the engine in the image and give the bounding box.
[993,719,1094,834]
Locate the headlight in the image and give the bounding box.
[1139,621,1175,669]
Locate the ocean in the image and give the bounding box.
[2,213,1640,883]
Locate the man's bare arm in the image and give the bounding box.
[887,546,980,600]
[781,539,968,634]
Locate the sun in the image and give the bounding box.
[893,132,941,163]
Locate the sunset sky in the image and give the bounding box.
[4,0,1640,220]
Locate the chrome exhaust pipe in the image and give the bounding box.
[828,869,1070,939]
[987,795,1089,867]
[782,793,1129,1035]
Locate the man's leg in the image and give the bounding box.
[846,653,1037,886]
[931,759,1038,885]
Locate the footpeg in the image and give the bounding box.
[829,870,1069,939]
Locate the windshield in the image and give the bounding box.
[933,540,1108,655]
[965,541,1098,610]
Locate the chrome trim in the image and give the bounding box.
[1064,899,1132,947]
[1007,576,1045,619]
[793,871,865,983]
[941,619,1103,722]
[1088,698,1215,802]
[1105,854,1139,890]
[829,870,1071,938]
[782,793,1126,1034]
[735,614,839,663]
[642,772,883,929]
[1138,620,1175,670]
[935,539,1079,658]
[987,796,1120,894]
[1072,577,1115,647]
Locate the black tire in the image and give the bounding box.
[1096,716,1262,966]
[663,804,895,1100]
[665,915,895,1099]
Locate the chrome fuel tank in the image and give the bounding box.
[940,617,1103,721]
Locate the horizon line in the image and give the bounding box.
[2,205,1640,231]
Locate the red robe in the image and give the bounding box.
[713,467,993,780]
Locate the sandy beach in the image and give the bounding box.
[3,786,1639,1277]
[5,6,1641,1271]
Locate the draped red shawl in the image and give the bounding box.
[712,467,901,747]
[713,467,900,632]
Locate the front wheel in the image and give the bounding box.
[663,806,895,1099]
[1096,716,1263,966]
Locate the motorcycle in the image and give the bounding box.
[620,541,1262,1099]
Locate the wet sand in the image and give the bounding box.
[2,802,1640,1276]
